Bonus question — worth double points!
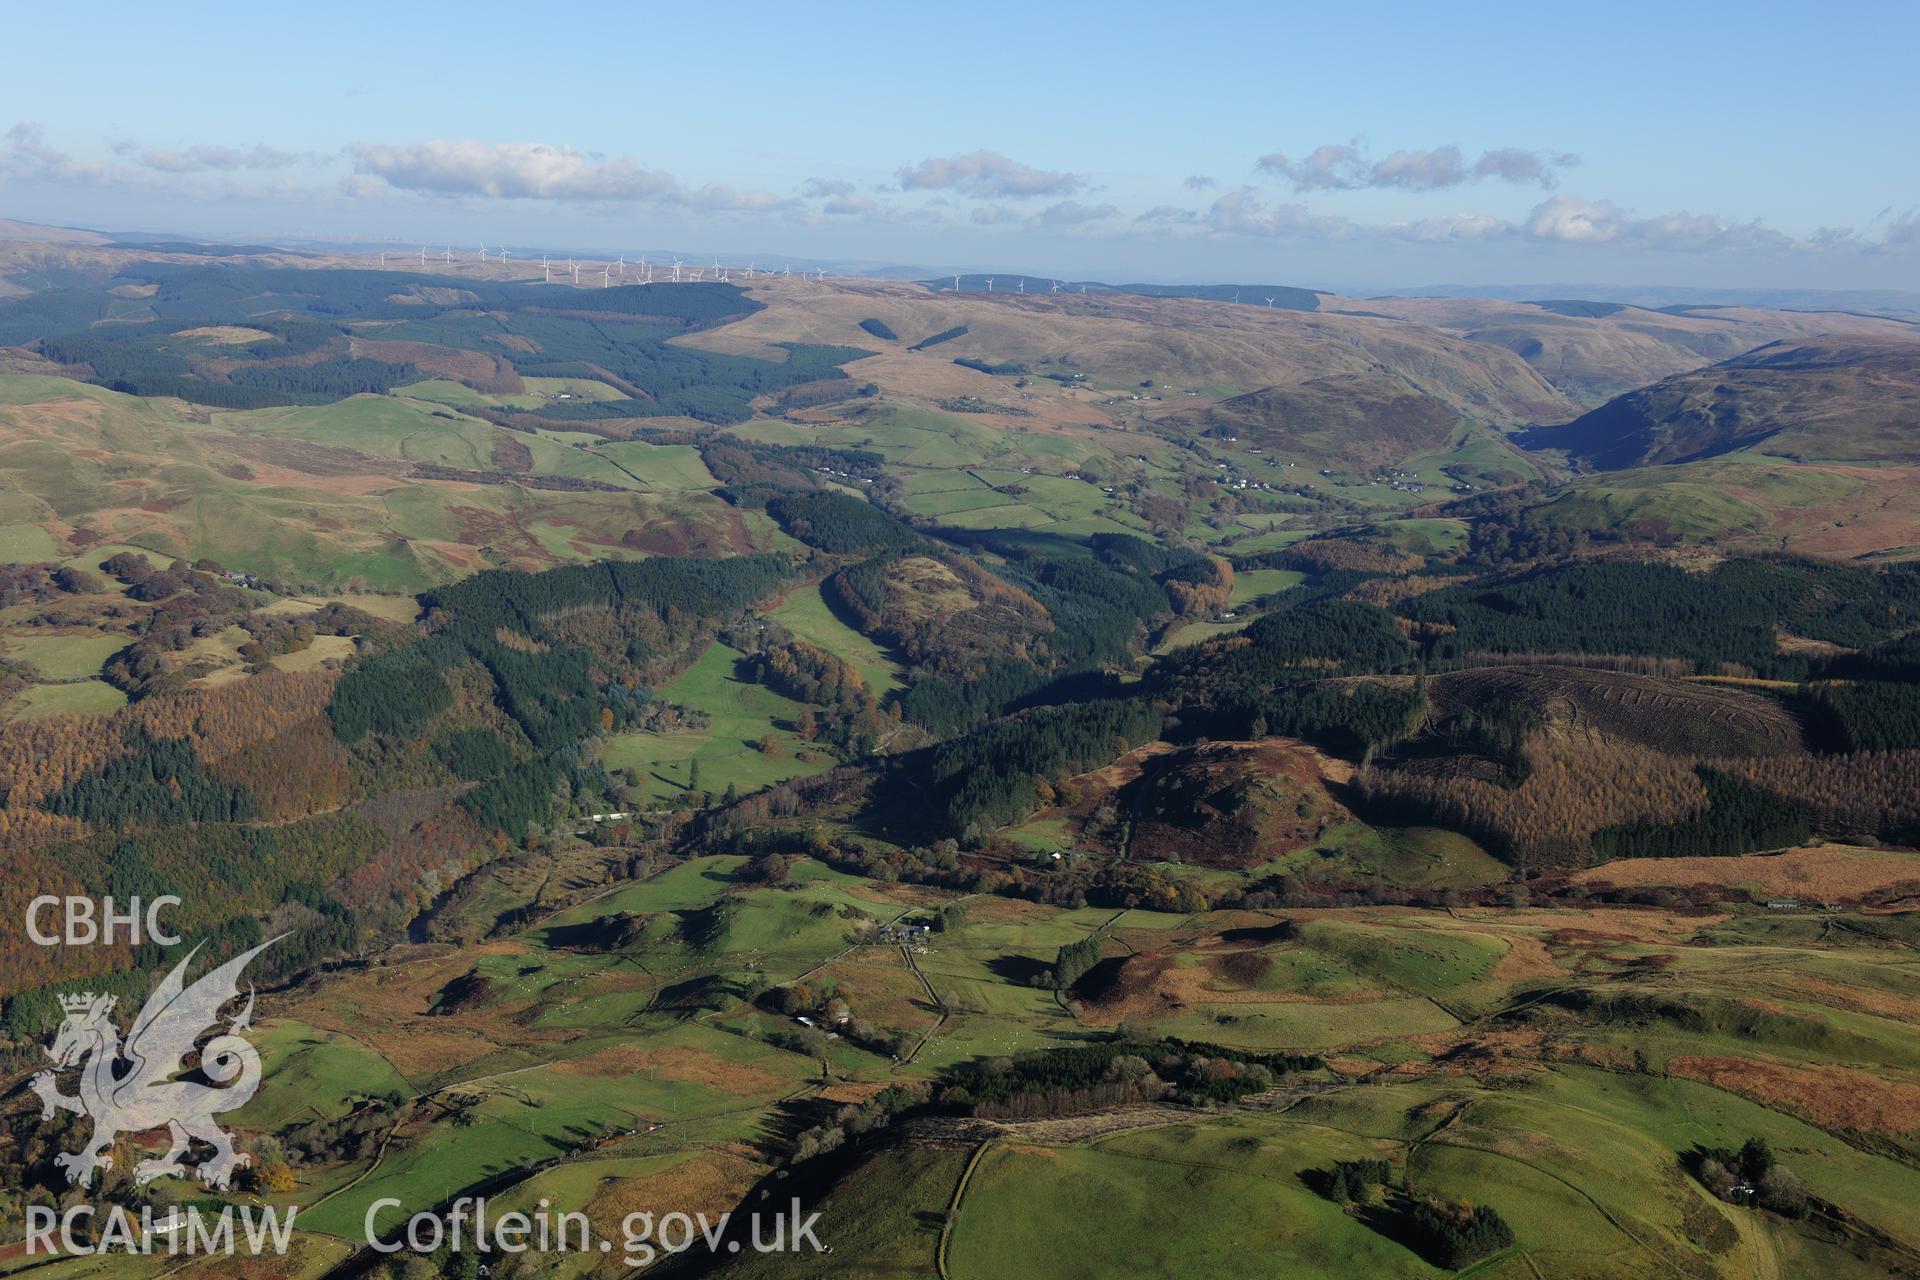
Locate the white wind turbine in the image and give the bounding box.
[1017,279,1024,293]
[379,250,387,268]
[543,255,551,283]
[746,262,755,279]
[985,278,994,292]
[444,244,453,265]
[952,274,961,292]
[603,264,611,287]
[570,258,580,285]
[500,246,509,264]
[1264,296,1275,307]
[418,245,427,267]
[478,242,488,261]
[1049,280,1061,293]
[617,252,626,278]
[672,258,683,282]
[783,263,791,277]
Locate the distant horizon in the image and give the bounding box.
[5,1,1916,293]
[12,211,1920,315]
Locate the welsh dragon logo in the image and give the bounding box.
[30,938,279,1191]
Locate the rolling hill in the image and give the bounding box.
[676,277,1582,426]
[1318,293,1920,402]
[1157,372,1479,471]
[1533,336,1920,470]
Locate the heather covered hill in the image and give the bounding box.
[1534,337,1920,470]
[1156,372,1477,471]
[1126,740,1346,868]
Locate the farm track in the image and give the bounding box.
[898,940,948,1068]
[1275,1096,1690,1278]
[934,1137,994,1280]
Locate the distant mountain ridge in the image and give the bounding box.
[920,274,1322,311]
[1395,282,1920,318]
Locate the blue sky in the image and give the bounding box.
[4,0,1915,290]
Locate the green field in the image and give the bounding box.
[3,631,126,680]
[0,522,61,562]
[1154,616,1256,652]
[752,1060,1920,1279]
[594,440,719,491]
[244,395,503,469]
[767,583,903,693]
[9,679,126,720]
[1153,566,1303,651]
[1227,566,1304,605]
[602,643,837,804]
[1374,517,1470,555]
[947,1124,1441,1280]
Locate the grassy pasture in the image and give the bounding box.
[1227,566,1303,605]
[0,522,60,562]
[243,395,501,469]
[1295,918,1506,1000]
[3,630,125,680]
[9,680,126,720]
[202,848,1920,1277]
[767,583,903,693]
[914,1066,1920,1279]
[593,440,719,491]
[1374,517,1469,555]
[1154,616,1254,652]
[236,1020,412,1128]
[601,643,834,805]
[721,1146,966,1278]
[946,1123,1440,1280]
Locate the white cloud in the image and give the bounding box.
[821,193,880,216]
[345,138,791,211]
[1875,209,1918,250]
[1523,194,1787,251]
[1258,142,1575,192]
[897,150,1083,199]
[1032,201,1118,228]
[1206,189,1351,239]
[1390,212,1514,242]
[682,182,795,213]
[348,139,679,200]
[115,141,305,173]
[1,122,115,185]
[6,121,1910,272]
[1473,147,1575,187]
[1136,205,1202,226]
[1255,144,1360,191]
[1523,195,1631,244]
